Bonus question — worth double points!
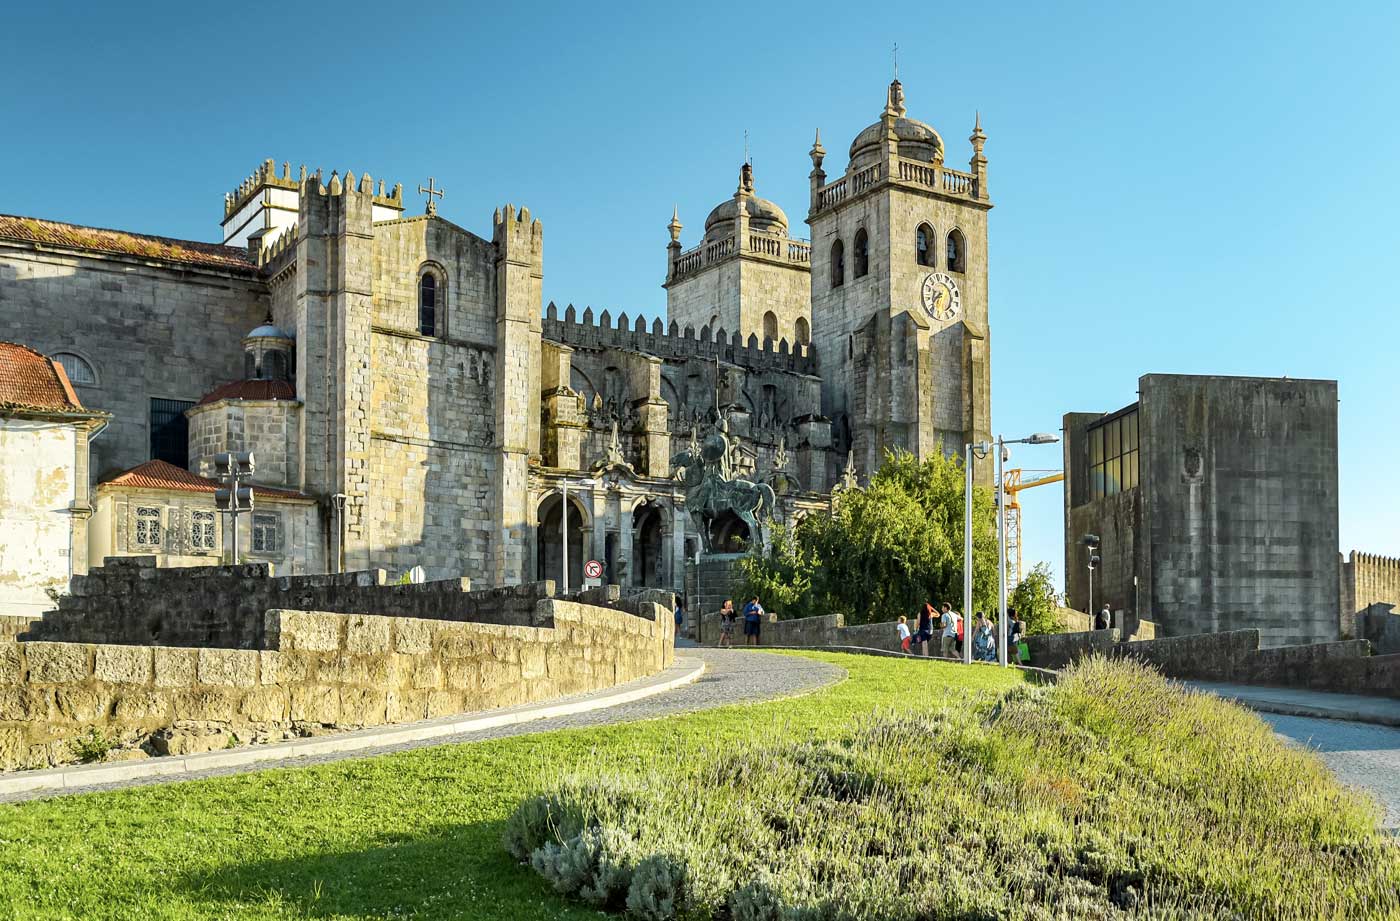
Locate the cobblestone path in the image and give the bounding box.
[1262,713,1400,831]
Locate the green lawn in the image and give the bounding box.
[0,652,1020,921]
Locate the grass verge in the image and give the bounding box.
[0,651,1018,920]
[509,658,1400,920]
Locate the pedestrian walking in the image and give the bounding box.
[674,597,686,643]
[897,615,912,653]
[1095,604,1111,631]
[743,596,765,646]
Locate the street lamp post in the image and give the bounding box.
[963,440,991,665]
[1082,534,1101,617]
[995,433,1060,666]
[213,452,255,565]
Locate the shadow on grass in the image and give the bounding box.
[176,821,570,920]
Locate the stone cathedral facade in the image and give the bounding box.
[0,80,992,608]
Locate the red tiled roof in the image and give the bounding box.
[0,341,92,413]
[196,379,296,406]
[100,460,310,500]
[0,214,255,272]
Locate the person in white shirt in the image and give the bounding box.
[940,603,960,658]
[897,616,912,653]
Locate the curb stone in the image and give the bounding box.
[0,657,706,798]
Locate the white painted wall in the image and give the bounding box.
[0,419,78,615]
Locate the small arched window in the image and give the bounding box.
[762,311,779,343]
[916,224,935,266]
[946,229,966,273]
[853,229,869,278]
[794,317,810,346]
[53,352,96,386]
[830,240,845,288]
[418,272,438,336]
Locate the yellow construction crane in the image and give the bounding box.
[1002,468,1064,587]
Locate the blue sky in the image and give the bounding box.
[4,1,1397,586]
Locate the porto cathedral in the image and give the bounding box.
[0,79,992,610]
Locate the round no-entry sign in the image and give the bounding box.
[583,559,603,579]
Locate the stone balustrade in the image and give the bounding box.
[669,229,811,285]
[813,158,982,216]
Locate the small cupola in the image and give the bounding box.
[241,312,295,382]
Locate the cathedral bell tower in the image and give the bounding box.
[806,80,992,485]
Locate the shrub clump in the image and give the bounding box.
[505,657,1400,920]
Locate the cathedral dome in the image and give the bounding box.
[847,80,944,167]
[703,163,789,240]
[245,321,293,340]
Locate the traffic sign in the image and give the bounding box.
[583,559,603,580]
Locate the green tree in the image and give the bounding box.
[739,450,999,623]
[1008,562,1065,635]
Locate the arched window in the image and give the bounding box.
[53,352,96,386]
[830,240,845,288]
[418,272,438,336]
[762,311,778,343]
[946,229,965,273]
[794,317,810,346]
[916,224,935,266]
[853,229,869,278]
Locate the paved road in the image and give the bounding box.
[0,648,844,804]
[1261,713,1400,831]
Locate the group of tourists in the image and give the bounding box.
[674,595,767,647]
[897,602,1027,663]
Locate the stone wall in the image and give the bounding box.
[1359,609,1400,656]
[22,557,562,649]
[1341,552,1400,639]
[1022,627,1400,698]
[0,597,673,771]
[0,418,81,616]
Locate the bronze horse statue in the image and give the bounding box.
[672,430,776,554]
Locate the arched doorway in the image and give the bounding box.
[536,493,589,591]
[633,501,666,587]
[710,510,750,553]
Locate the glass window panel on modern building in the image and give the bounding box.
[1089,408,1139,499]
[252,513,281,554]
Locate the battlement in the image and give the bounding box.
[1346,551,1400,570]
[542,301,818,375]
[223,159,403,220]
[492,203,543,259]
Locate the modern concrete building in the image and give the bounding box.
[1063,374,1340,647]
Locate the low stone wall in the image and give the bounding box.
[24,557,558,649]
[0,597,673,771]
[0,615,38,641]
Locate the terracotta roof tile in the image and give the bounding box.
[0,214,255,272]
[0,341,93,413]
[196,379,296,406]
[100,460,310,500]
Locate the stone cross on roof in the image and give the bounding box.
[417,177,445,215]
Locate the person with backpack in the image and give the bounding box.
[743,596,765,646]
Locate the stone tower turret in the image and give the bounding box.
[492,204,544,585]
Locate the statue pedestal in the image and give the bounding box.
[684,553,746,643]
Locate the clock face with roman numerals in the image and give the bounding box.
[921,272,961,322]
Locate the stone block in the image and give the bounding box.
[0,727,26,770]
[345,615,391,654]
[479,659,522,689]
[393,619,431,654]
[172,689,237,722]
[443,660,479,692]
[240,687,289,722]
[54,688,111,722]
[411,660,442,690]
[338,688,387,726]
[0,688,46,721]
[280,611,342,652]
[154,648,198,687]
[290,685,340,724]
[438,632,484,659]
[197,649,257,687]
[94,646,153,684]
[425,690,466,718]
[386,688,428,723]
[112,691,170,722]
[153,728,230,757]
[331,653,390,686]
[521,646,547,680]
[25,643,90,683]
[0,642,22,682]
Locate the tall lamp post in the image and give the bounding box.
[963,440,990,665]
[1083,533,1101,617]
[995,433,1060,666]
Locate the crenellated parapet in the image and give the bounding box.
[221,158,404,249]
[542,301,818,376]
[224,158,403,220]
[492,203,543,264]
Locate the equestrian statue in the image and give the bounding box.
[671,414,776,554]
